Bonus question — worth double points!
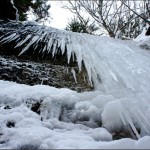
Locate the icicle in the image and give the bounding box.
[15,34,32,48]
[66,44,72,64]
[0,33,16,43]
[83,75,86,83]
[84,62,92,85]
[47,39,53,53]
[135,108,150,134]
[66,67,69,74]
[133,110,149,134]
[71,68,77,83]
[19,36,40,56]
[71,52,75,62]
[122,108,141,139]
[120,113,126,125]
[42,45,47,53]
[137,108,150,128]
[34,29,47,45]
[60,38,66,55]
[52,41,58,57]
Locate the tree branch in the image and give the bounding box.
[120,0,150,24]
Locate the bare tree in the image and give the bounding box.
[64,0,150,39]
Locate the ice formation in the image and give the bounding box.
[0,18,150,148]
[1,21,150,94]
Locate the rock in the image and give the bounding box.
[111,125,140,140]
[145,26,150,36]
[31,102,41,115]
[112,130,133,140]
[0,56,93,92]
[1,73,10,80]
[4,105,11,109]
[6,121,15,128]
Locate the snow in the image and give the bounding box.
[0,21,150,148]
[0,79,150,148]
[134,27,150,50]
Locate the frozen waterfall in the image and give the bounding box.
[1,21,150,95]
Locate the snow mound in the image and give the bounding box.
[0,80,150,148]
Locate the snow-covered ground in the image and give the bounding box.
[0,80,150,149]
[0,22,150,148]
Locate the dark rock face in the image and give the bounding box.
[0,0,17,20]
[0,56,93,92]
[145,26,150,36]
